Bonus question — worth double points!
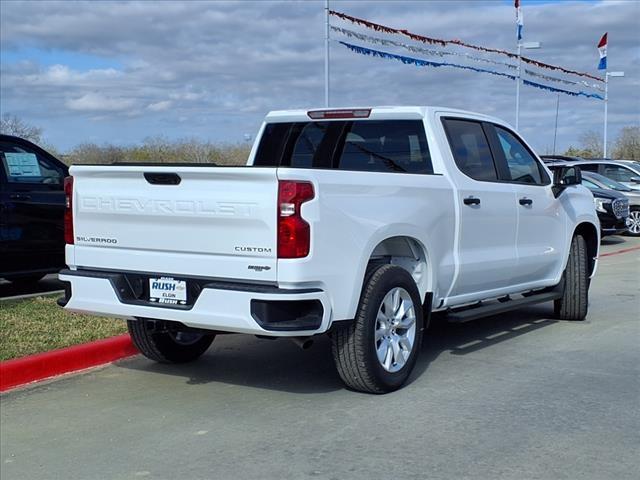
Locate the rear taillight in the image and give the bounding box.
[64,176,74,244]
[277,180,314,258]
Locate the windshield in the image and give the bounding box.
[584,172,631,191]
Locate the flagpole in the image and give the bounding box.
[324,0,330,107]
[553,92,560,155]
[603,72,608,158]
[515,41,521,131]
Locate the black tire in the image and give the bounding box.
[625,207,640,237]
[331,264,424,394]
[554,235,589,321]
[127,318,215,363]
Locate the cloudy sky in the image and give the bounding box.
[1,0,638,154]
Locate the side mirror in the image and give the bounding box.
[630,176,640,184]
[553,166,582,197]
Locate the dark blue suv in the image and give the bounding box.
[1,134,69,284]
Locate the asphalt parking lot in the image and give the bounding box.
[1,237,639,480]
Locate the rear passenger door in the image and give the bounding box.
[488,125,565,285]
[442,118,518,299]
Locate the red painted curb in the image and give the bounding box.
[0,334,138,392]
[600,245,640,258]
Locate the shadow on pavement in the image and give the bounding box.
[120,303,559,394]
[600,235,626,246]
[0,274,64,299]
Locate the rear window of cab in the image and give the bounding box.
[253,120,434,175]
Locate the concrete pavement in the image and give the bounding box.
[1,237,639,480]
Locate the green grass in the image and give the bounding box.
[0,295,127,361]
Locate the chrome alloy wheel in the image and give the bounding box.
[627,210,640,235]
[375,287,417,373]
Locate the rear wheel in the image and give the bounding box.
[331,264,424,394]
[127,318,215,363]
[626,207,640,236]
[554,235,589,321]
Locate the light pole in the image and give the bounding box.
[552,92,560,155]
[515,41,541,131]
[603,71,624,158]
[324,0,330,107]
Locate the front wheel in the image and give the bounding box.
[127,319,215,363]
[331,264,424,394]
[554,235,589,321]
[625,207,640,237]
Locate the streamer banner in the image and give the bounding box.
[339,41,517,80]
[339,41,604,100]
[524,68,604,91]
[523,79,604,100]
[330,9,604,83]
[332,25,603,91]
[331,26,518,70]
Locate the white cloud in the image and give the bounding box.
[0,0,638,152]
[66,93,136,112]
[147,100,172,111]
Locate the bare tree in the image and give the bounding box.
[612,126,640,160]
[0,114,43,143]
[577,130,603,158]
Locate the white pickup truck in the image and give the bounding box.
[59,106,599,393]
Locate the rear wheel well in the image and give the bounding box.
[574,222,598,276]
[366,236,429,302]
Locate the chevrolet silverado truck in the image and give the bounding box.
[58,107,599,393]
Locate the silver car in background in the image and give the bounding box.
[574,160,640,191]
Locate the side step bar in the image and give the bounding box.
[447,290,562,324]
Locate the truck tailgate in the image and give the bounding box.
[69,165,278,282]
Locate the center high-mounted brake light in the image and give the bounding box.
[64,176,74,244]
[277,180,314,258]
[307,109,371,120]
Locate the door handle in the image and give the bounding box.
[144,172,181,185]
[9,193,31,200]
[519,197,533,206]
[463,196,481,206]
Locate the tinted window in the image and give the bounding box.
[254,120,433,174]
[581,179,599,190]
[602,165,636,182]
[577,163,598,172]
[494,126,543,184]
[443,119,497,181]
[584,172,630,191]
[290,122,327,168]
[0,142,64,185]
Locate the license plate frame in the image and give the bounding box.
[148,277,188,305]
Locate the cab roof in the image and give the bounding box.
[264,106,510,128]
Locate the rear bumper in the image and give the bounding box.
[58,269,332,336]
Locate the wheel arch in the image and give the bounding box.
[573,221,599,277]
[361,235,432,308]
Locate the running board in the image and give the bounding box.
[447,291,562,324]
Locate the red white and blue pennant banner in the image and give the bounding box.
[329,9,604,84]
[332,25,604,93]
[339,41,604,100]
